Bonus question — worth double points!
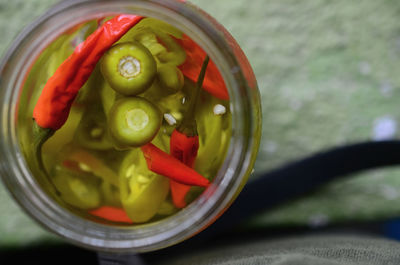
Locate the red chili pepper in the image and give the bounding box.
[33,14,144,131]
[169,131,199,208]
[176,35,229,100]
[141,143,210,188]
[170,130,199,167]
[31,15,144,194]
[169,55,209,208]
[90,206,133,224]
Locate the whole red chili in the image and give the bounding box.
[32,14,144,194]
[169,55,209,208]
[141,143,210,188]
[33,14,143,131]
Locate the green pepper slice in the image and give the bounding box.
[108,97,162,148]
[100,42,157,96]
[195,95,230,179]
[157,200,178,216]
[133,18,183,39]
[42,106,84,164]
[153,30,186,66]
[52,166,101,210]
[61,147,122,207]
[64,147,120,187]
[157,64,184,93]
[119,149,169,223]
[74,104,113,150]
[100,81,116,120]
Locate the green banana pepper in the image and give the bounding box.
[119,149,169,223]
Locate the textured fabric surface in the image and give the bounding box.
[149,235,400,265]
[1,0,400,248]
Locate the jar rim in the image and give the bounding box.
[0,0,261,252]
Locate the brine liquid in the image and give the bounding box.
[18,17,231,225]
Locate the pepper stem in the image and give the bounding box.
[178,55,210,137]
[33,122,60,195]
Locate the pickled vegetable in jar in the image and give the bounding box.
[25,16,231,225]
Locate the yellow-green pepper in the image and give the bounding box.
[119,149,169,223]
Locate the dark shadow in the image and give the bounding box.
[0,242,97,265]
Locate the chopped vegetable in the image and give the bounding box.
[75,104,113,150]
[158,64,184,93]
[108,97,162,148]
[64,148,120,187]
[52,166,101,210]
[119,150,169,223]
[100,42,157,96]
[195,96,231,179]
[154,30,186,65]
[42,106,84,161]
[100,81,116,120]
[157,200,178,216]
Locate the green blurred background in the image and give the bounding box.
[2,0,400,247]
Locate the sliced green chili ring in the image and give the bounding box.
[108,97,162,148]
[100,41,157,96]
[158,64,184,93]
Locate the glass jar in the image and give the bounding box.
[0,0,261,252]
